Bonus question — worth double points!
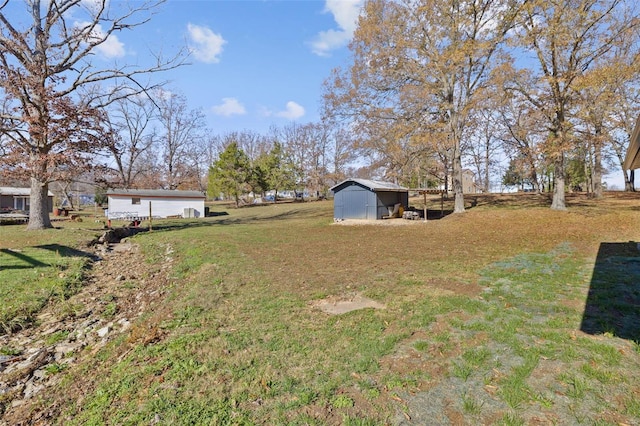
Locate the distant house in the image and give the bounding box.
[440,169,482,194]
[624,114,640,172]
[330,179,409,220]
[462,169,483,194]
[106,189,206,219]
[0,187,53,212]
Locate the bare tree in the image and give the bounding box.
[132,147,163,189]
[595,36,640,191]
[327,125,357,186]
[302,122,331,197]
[464,92,505,192]
[610,82,640,190]
[574,71,613,197]
[0,0,184,229]
[155,91,205,190]
[508,0,638,209]
[104,96,158,188]
[202,134,224,168]
[497,93,547,192]
[233,130,272,164]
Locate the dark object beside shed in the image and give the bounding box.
[330,179,409,220]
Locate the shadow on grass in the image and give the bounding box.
[465,193,552,209]
[580,242,640,342]
[0,244,97,270]
[148,205,331,233]
[35,244,97,259]
[214,207,329,225]
[462,192,640,212]
[424,209,453,220]
[207,211,229,217]
[0,248,49,268]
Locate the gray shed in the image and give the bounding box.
[330,179,409,220]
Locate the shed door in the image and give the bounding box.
[343,188,369,219]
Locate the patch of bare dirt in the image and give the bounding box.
[310,293,386,315]
[0,236,173,425]
[427,278,482,297]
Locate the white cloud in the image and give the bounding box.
[310,0,364,57]
[275,101,305,120]
[80,0,106,14]
[187,23,226,63]
[75,21,125,59]
[212,98,246,117]
[96,32,125,58]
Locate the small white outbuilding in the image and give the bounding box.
[106,189,206,220]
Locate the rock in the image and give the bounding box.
[117,318,131,332]
[96,227,146,245]
[11,397,26,408]
[97,326,110,338]
[22,378,44,400]
[0,354,19,364]
[41,325,60,336]
[54,342,80,361]
[79,318,99,330]
[20,349,48,369]
[32,369,47,381]
[61,358,75,368]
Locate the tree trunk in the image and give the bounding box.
[592,140,603,198]
[27,177,53,230]
[550,155,567,210]
[443,167,449,195]
[452,139,465,213]
[625,170,635,191]
[61,181,77,210]
[484,140,490,192]
[588,126,603,198]
[529,159,540,193]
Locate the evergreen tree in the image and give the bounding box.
[208,142,251,207]
[503,158,526,189]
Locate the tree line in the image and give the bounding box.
[322,0,640,212]
[207,123,357,207]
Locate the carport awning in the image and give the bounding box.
[623,115,640,170]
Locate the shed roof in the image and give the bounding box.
[330,178,408,192]
[0,187,54,196]
[107,189,206,199]
[624,114,640,170]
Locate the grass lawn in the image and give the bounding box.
[2,193,640,424]
[0,219,100,333]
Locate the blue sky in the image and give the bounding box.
[102,0,363,135]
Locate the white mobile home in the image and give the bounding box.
[106,189,206,219]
